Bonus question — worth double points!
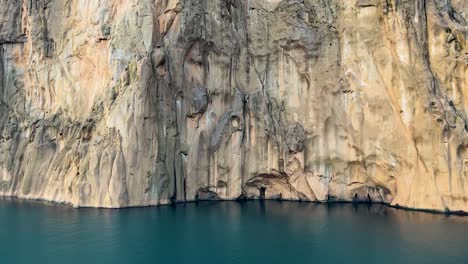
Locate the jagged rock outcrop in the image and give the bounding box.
[0,0,466,212]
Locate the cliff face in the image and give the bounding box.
[0,0,466,211]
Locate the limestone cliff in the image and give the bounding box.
[0,0,466,212]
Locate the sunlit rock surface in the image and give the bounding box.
[0,0,466,212]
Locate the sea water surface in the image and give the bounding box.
[0,199,467,264]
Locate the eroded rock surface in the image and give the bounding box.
[0,0,466,212]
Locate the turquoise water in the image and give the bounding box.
[0,199,467,264]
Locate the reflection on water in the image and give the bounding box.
[0,199,467,264]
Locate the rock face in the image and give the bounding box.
[0,0,466,212]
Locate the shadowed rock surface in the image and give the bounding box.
[0,0,467,212]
